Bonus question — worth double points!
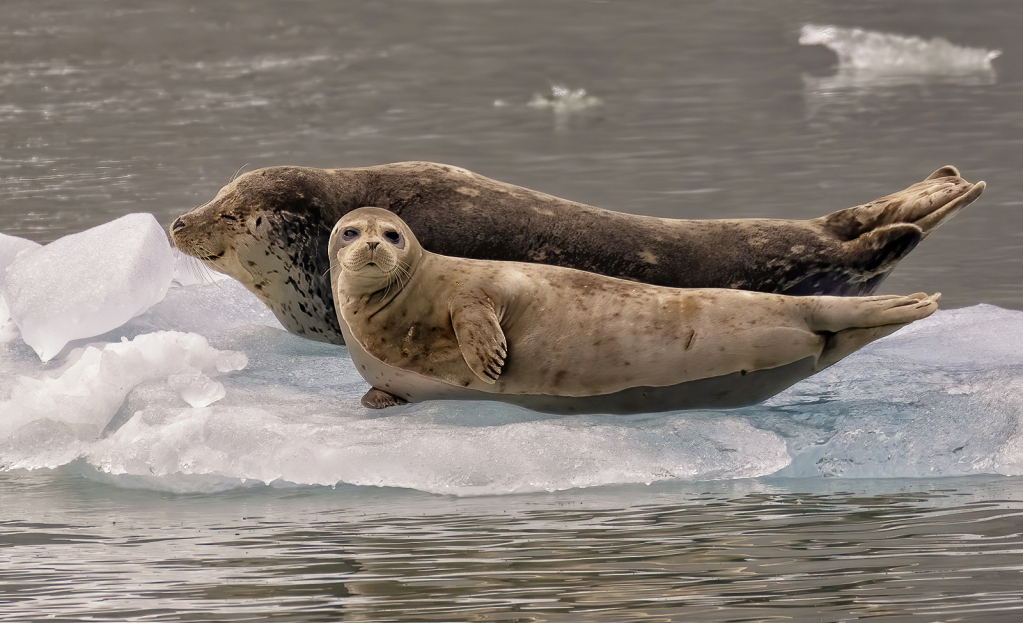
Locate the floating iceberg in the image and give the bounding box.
[1,214,1022,495]
[2,213,175,361]
[0,233,41,326]
[800,24,1001,104]
[800,24,1000,75]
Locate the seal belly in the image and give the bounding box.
[341,316,817,413]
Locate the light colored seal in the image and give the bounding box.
[329,208,939,413]
[170,161,980,346]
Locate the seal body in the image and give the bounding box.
[171,161,981,345]
[330,208,939,414]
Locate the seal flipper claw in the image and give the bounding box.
[450,295,507,384]
[361,388,408,409]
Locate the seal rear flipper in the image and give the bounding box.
[361,387,408,409]
[815,324,906,371]
[811,292,939,369]
[780,223,922,296]
[816,167,984,241]
[847,222,923,275]
[450,295,508,384]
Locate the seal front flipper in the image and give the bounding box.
[450,294,508,384]
[361,387,408,409]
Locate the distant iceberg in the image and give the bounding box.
[799,24,1001,117]
[800,24,1000,75]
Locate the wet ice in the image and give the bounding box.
[2,214,1022,495]
[2,213,175,361]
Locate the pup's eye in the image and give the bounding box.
[342,228,359,240]
[383,230,401,244]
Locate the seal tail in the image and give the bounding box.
[813,292,939,370]
[816,166,985,241]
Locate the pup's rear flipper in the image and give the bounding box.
[814,292,940,370]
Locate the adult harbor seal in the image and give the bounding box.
[329,208,939,413]
[170,161,980,345]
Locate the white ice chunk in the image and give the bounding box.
[0,233,42,327]
[800,24,1001,74]
[168,370,227,408]
[528,84,601,112]
[0,232,41,275]
[2,214,175,361]
[0,330,248,468]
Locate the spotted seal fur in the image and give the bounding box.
[170,162,981,345]
[328,208,938,413]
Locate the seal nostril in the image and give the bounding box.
[367,241,379,250]
[171,217,186,232]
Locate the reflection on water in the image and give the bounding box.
[4,470,1023,621]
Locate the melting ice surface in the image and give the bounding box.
[1,216,1023,496]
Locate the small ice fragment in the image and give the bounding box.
[528,84,601,112]
[215,350,249,373]
[2,214,175,361]
[168,370,227,408]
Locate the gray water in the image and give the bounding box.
[2,0,1023,620]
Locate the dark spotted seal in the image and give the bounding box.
[329,208,939,413]
[170,161,981,345]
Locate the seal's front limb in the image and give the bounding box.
[450,294,507,384]
[361,388,408,409]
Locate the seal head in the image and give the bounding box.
[171,168,341,342]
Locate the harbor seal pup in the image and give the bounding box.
[329,208,939,413]
[170,161,979,345]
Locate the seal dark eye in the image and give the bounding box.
[383,230,401,244]
[341,227,359,241]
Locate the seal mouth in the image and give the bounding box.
[195,251,225,262]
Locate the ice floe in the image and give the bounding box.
[1,214,1022,495]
